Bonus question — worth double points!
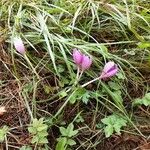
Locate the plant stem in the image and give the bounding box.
[81,77,100,88]
[24,54,40,80]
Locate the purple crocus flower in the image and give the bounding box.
[100,61,118,79]
[73,48,92,71]
[13,37,25,55]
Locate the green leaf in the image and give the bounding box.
[69,88,87,104]
[101,114,127,138]
[37,131,48,137]
[133,92,150,107]
[75,115,84,123]
[31,136,39,143]
[55,137,67,150]
[116,72,125,80]
[39,137,48,144]
[108,81,121,90]
[37,124,48,132]
[112,90,123,104]
[29,118,48,144]
[0,126,9,142]
[104,125,114,138]
[28,127,36,134]
[82,91,90,104]
[67,123,78,137]
[67,139,76,146]
[138,42,150,49]
[59,127,67,137]
[59,123,78,137]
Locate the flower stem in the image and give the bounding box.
[81,77,100,88]
[24,54,40,80]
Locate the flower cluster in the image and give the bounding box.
[73,48,118,80]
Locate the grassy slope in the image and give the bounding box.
[0,0,150,149]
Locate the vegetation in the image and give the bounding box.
[0,0,150,149]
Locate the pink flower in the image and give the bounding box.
[73,48,92,71]
[100,61,118,79]
[13,37,25,55]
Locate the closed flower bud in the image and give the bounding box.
[72,48,92,71]
[100,61,118,79]
[13,37,25,55]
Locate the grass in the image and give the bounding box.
[0,0,150,149]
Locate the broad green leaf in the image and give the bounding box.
[55,137,67,150]
[67,123,78,137]
[59,127,67,137]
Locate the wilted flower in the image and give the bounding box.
[73,48,92,71]
[13,37,25,55]
[0,106,6,116]
[100,61,118,79]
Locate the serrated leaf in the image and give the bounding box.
[102,114,127,138]
[82,91,90,104]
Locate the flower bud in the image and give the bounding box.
[72,48,92,71]
[13,37,25,55]
[100,61,118,79]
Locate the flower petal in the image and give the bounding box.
[73,48,83,65]
[81,55,92,70]
[103,61,115,73]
